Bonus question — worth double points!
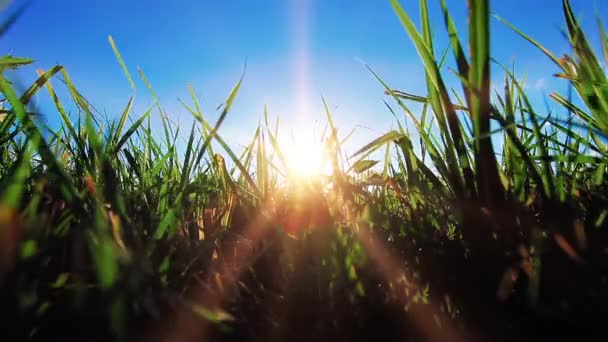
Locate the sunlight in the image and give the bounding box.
[282,129,329,179]
[287,0,320,180]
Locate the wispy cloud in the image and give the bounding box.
[534,78,546,90]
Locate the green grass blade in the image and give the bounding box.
[108,35,136,93]
[115,108,152,153]
[0,55,33,71]
[351,130,402,158]
[111,96,134,150]
[494,15,564,69]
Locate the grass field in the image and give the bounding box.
[1,0,608,341]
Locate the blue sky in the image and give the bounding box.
[2,0,606,155]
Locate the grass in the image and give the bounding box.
[1,0,608,340]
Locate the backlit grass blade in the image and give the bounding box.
[137,68,176,148]
[265,118,287,171]
[187,84,204,122]
[39,68,85,157]
[186,73,259,196]
[210,129,260,196]
[61,69,95,117]
[109,96,134,153]
[388,90,468,111]
[598,15,608,68]
[396,137,445,193]
[193,72,244,175]
[0,55,33,71]
[391,0,474,199]
[323,96,347,174]
[257,125,268,196]
[178,121,197,191]
[440,0,469,85]
[115,108,152,153]
[498,1,608,137]
[350,130,402,159]
[148,148,174,177]
[239,125,259,177]
[389,0,439,90]
[494,15,564,68]
[506,71,554,198]
[467,0,504,207]
[562,0,608,133]
[108,35,136,93]
[349,159,379,174]
[563,0,604,79]
[371,64,452,186]
[419,0,446,146]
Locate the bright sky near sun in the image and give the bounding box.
[2,0,606,155]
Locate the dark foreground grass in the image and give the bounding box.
[1,0,608,341]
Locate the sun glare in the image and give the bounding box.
[282,131,329,179]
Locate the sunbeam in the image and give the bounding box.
[355,229,471,342]
[145,202,279,342]
[291,0,312,127]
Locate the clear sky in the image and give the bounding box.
[2,0,606,154]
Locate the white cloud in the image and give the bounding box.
[534,78,546,90]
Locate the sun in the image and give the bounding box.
[281,131,330,180]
